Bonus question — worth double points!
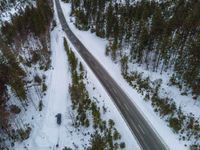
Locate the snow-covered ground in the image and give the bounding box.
[59,1,200,149]
[14,1,140,149]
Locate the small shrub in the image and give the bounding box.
[16,127,31,141]
[42,83,47,92]
[32,51,40,64]
[10,105,21,114]
[120,142,126,149]
[51,20,57,30]
[113,129,121,140]
[169,117,182,133]
[38,100,43,111]
[114,143,119,149]
[105,45,110,56]
[34,75,42,84]
[39,65,45,70]
[63,147,72,150]
[61,0,70,3]
[42,75,46,80]
[85,119,90,127]
[108,119,115,128]
[190,144,200,150]
[25,61,32,67]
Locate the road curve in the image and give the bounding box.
[55,0,167,149]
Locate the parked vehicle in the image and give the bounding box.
[55,113,62,125]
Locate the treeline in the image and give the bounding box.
[0,41,26,130]
[1,0,53,43]
[0,40,29,150]
[0,0,24,11]
[64,38,126,150]
[69,0,200,98]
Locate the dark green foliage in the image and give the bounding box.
[74,9,89,30]
[64,38,125,149]
[151,95,176,117]
[39,49,52,71]
[61,0,70,3]
[0,44,26,101]
[91,102,101,128]
[16,127,31,141]
[42,83,47,92]
[85,119,90,127]
[113,129,121,140]
[64,38,77,73]
[169,117,182,133]
[190,144,200,150]
[63,147,72,150]
[120,142,126,149]
[108,119,115,129]
[34,75,42,84]
[88,122,124,150]
[88,131,106,150]
[0,84,10,128]
[38,100,43,111]
[32,51,41,64]
[120,55,128,76]
[10,105,21,114]
[1,0,53,43]
[64,37,91,127]
[51,19,57,31]
[70,0,200,98]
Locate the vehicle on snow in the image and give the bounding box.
[55,113,62,125]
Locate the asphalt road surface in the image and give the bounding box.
[55,0,167,150]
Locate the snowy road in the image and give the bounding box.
[55,0,167,150]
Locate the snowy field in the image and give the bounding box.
[14,0,140,149]
[59,0,200,149]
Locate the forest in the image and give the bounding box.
[69,0,200,98]
[1,0,52,43]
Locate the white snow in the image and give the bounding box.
[59,1,198,149]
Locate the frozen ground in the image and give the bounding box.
[14,0,139,149]
[59,1,200,149]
